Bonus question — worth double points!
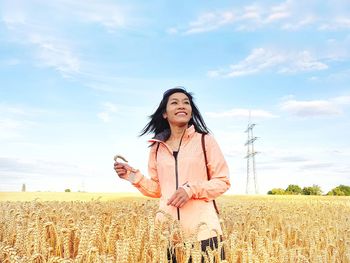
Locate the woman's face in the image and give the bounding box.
[163,92,192,126]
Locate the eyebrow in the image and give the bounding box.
[169,98,190,102]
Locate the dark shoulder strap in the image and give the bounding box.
[201,133,220,214]
[201,133,210,181]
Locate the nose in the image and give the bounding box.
[177,102,187,109]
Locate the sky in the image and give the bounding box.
[0,0,350,195]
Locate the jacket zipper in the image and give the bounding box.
[174,152,180,220]
[173,131,185,221]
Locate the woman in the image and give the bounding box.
[114,87,230,261]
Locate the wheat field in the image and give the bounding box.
[0,194,349,263]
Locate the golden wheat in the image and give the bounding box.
[0,195,349,262]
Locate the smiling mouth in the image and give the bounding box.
[176,112,187,116]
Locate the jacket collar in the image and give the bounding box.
[149,125,196,143]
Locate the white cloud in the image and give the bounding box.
[319,17,350,31]
[3,1,127,32]
[29,34,80,77]
[331,96,350,105]
[280,95,350,117]
[171,0,350,34]
[184,11,235,34]
[206,108,278,119]
[97,102,118,123]
[0,156,93,192]
[209,48,328,78]
[59,0,127,32]
[0,104,48,139]
[2,0,129,78]
[166,27,178,34]
[322,36,350,62]
[278,51,328,73]
[0,118,23,139]
[240,5,261,21]
[227,48,285,77]
[0,58,21,66]
[281,15,316,30]
[265,1,291,23]
[3,13,81,78]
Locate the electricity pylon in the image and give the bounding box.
[245,112,259,194]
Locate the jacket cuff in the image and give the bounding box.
[128,170,143,185]
[181,182,193,198]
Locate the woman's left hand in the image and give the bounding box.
[167,188,190,208]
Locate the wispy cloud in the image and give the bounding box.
[97,102,118,122]
[49,0,127,32]
[0,58,21,66]
[1,0,129,78]
[319,17,350,31]
[29,34,81,77]
[2,0,128,32]
[171,0,350,34]
[0,118,24,139]
[0,156,90,192]
[280,95,350,117]
[300,162,334,170]
[0,156,77,174]
[3,14,81,78]
[208,48,328,78]
[184,11,235,34]
[281,15,316,31]
[206,108,278,119]
[0,104,48,139]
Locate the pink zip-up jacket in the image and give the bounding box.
[129,125,230,241]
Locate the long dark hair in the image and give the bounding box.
[140,87,210,138]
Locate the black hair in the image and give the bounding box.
[140,87,210,139]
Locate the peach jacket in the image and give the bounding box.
[129,125,230,241]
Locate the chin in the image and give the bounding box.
[170,120,190,126]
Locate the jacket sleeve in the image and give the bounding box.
[129,145,161,198]
[184,135,230,201]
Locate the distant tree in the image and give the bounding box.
[21,183,26,192]
[285,184,302,195]
[336,185,350,196]
[267,188,286,195]
[327,185,350,196]
[327,188,345,196]
[64,189,71,192]
[302,185,322,195]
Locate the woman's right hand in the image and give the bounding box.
[114,162,134,179]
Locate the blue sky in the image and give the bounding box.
[1,0,350,194]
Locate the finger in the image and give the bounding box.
[114,165,126,171]
[178,197,189,208]
[167,188,185,206]
[115,168,126,174]
[174,195,187,207]
[167,193,177,205]
[174,190,189,207]
[116,163,133,172]
[114,163,127,169]
[169,194,183,207]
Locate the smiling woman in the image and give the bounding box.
[113,87,231,262]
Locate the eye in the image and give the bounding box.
[184,101,190,104]
[171,101,177,105]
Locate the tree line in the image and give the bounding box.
[267,184,350,196]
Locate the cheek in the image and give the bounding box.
[188,107,192,116]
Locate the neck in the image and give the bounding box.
[169,124,188,141]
